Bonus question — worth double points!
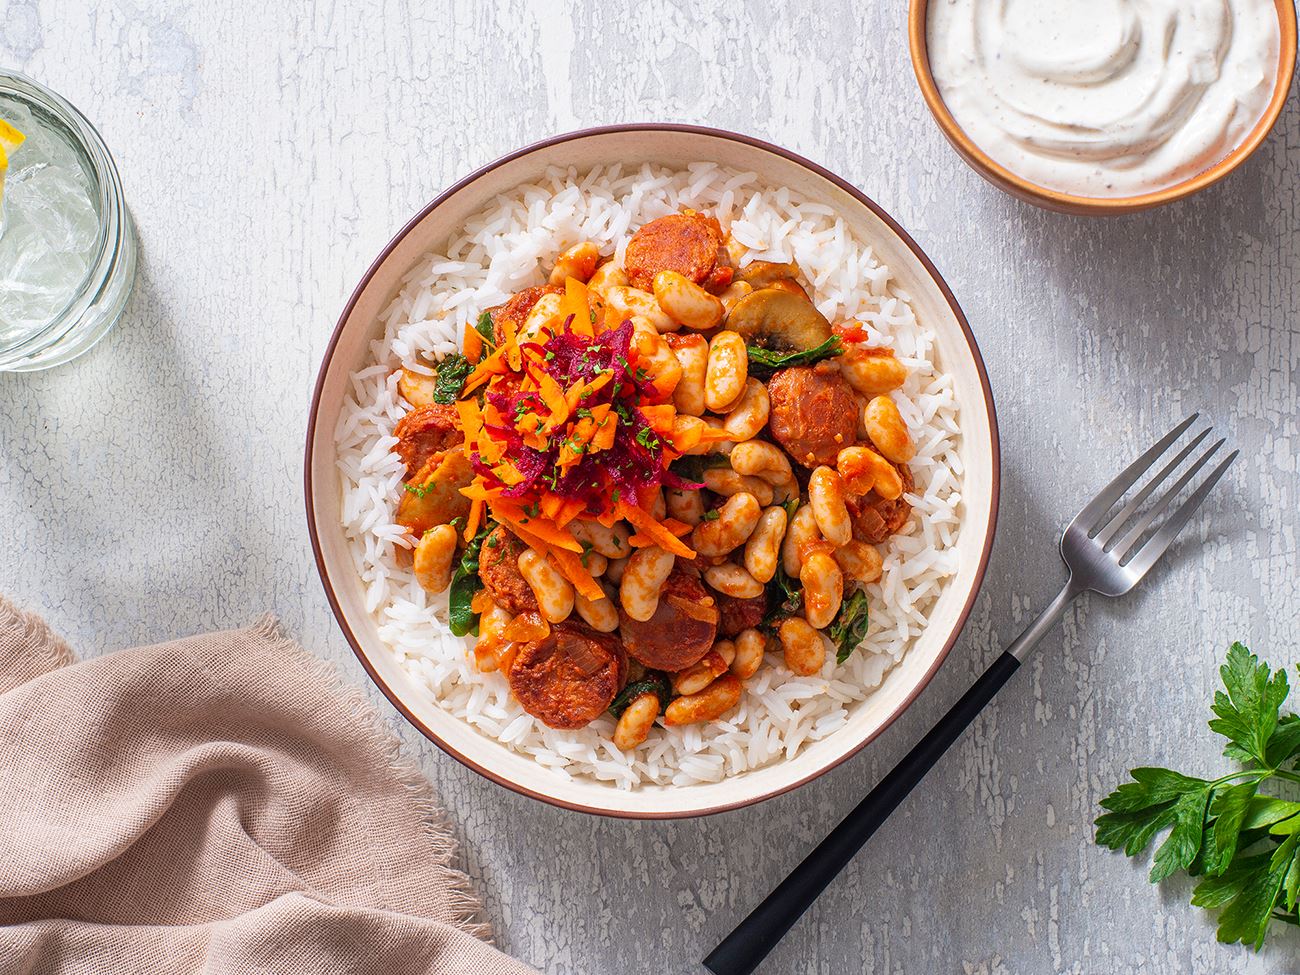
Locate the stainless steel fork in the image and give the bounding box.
[705,415,1238,975]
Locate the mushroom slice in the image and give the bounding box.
[725,287,832,352]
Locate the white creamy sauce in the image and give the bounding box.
[927,0,1281,197]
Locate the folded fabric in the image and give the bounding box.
[0,596,539,975]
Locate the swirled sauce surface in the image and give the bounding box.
[927,0,1281,197]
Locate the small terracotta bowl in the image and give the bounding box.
[908,0,1298,215]
[305,124,1000,818]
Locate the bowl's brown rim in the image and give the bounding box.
[304,122,1002,819]
[908,0,1299,214]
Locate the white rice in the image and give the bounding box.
[335,163,963,789]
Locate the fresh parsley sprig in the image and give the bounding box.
[1095,643,1300,950]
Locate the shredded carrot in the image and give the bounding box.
[464,498,484,542]
[559,277,593,338]
[494,502,583,553]
[619,501,697,559]
[463,322,484,363]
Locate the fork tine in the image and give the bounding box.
[1070,414,1199,533]
[1093,427,1212,546]
[1120,450,1238,579]
[1109,438,1224,559]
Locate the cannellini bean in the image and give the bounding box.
[705,330,748,412]
[397,367,438,407]
[837,445,903,500]
[672,650,729,696]
[767,471,800,504]
[620,546,675,622]
[413,524,458,593]
[606,285,675,332]
[584,551,609,577]
[730,440,794,483]
[703,562,765,599]
[604,555,628,585]
[692,492,762,558]
[731,628,766,679]
[667,487,706,527]
[663,673,742,726]
[779,617,827,676]
[864,395,915,464]
[575,591,620,632]
[587,260,629,296]
[667,333,708,416]
[718,279,754,315]
[549,241,601,285]
[744,506,788,584]
[800,551,843,629]
[834,540,884,585]
[517,549,575,624]
[521,292,562,340]
[568,519,631,559]
[808,466,852,546]
[654,270,725,330]
[631,316,682,395]
[702,468,775,506]
[722,378,770,441]
[474,602,513,673]
[781,503,822,576]
[841,344,908,396]
[613,692,660,750]
[713,639,737,668]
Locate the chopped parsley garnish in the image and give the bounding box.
[432,353,474,404]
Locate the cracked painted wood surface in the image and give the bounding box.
[2,2,1297,972]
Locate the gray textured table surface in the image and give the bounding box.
[3,2,1299,972]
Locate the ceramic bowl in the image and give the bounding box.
[305,124,1000,818]
[908,0,1299,215]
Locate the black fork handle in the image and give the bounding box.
[703,650,1022,975]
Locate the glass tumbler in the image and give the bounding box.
[0,71,136,372]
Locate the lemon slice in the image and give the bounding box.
[0,117,26,209]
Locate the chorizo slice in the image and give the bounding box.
[624,212,726,292]
[848,461,914,543]
[508,622,628,730]
[490,284,561,345]
[716,593,767,638]
[618,566,718,672]
[477,525,540,615]
[393,403,463,479]
[767,364,860,468]
[395,449,473,537]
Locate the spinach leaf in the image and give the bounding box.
[761,562,803,631]
[474,310,496,345]
[668,454,732,482]
[432,353,474,404]
[747,336,843,376]
[447,523,493,637]
[610,672,672,718]
[828,588,870,664]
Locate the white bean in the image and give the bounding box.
[672,650,729,696]
[413,524,458,593]
[568,519,631,559]
[704,562,765,599]
[702,468,775,506]
[620,547,675,622]
[744,506,788,584]
[574,591,620,632]
[613,693,660,750]
[666,487,706,527]
[587,261,629,296]
[549,241,600,285]
[691,493,762,558]
[730,440,794,483]
[668,333,709,416]
[517,549,576,624]
[863,395,915,464]
[834,540,884,585]
[520,292,562,341]
[606,285,675,332]
[722,378,770,441]
[731,628,766,679]
[779,617,826,676]
[654,270,724,330]
[808,466,852,546]
[705,330,748,411]
[781,503,822,576]
[800,551,843,629]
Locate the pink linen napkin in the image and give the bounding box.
[0,596,540,975]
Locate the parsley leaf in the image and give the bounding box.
[432,353,474,404]
[1095,643,1300,951]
